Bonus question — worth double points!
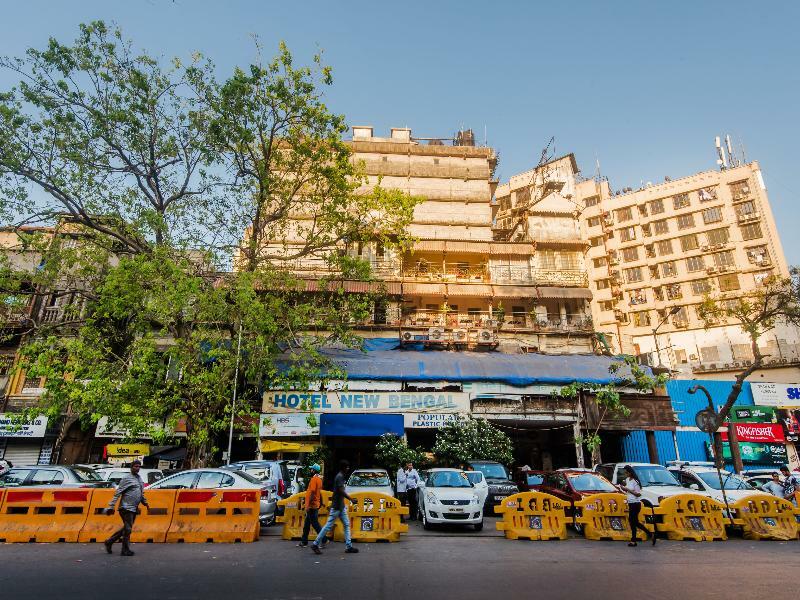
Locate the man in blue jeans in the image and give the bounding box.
[311,460,359,554]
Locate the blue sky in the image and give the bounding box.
[2,1,799,262]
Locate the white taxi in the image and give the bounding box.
[416,468,483,531]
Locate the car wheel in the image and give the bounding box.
[474,520,483,532]
[422,507,432,531]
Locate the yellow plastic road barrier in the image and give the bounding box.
[653,493,728,541]
[0,488,91,542]
[78,488,177,544]
[494,491,568,540]
[166,489,260,543]
[730,495,799,541]
[333,492,409,543]
[574,493,632,541]
[276,490,333,541]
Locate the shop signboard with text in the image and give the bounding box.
[751,383,800,408]
[403,413,462,428]
[262,391,470,415]
[0,414,48,438]
[711,441,788,465]
[259,413,320,436]
[720,423,785,443]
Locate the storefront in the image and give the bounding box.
[0,414,50,465]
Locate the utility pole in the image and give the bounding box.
[226,321,243,466]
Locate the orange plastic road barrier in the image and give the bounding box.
[332,492,409,543]
[730,495,799,541]
[494,491,568,540]
[166,489,260,543]
[276,491,333,541]
[574,493,632,541]
[0,488,91,542]
[78,489,177,544]
[653,493,728,542]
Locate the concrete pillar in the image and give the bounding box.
[573,420,585,468]
[645,430,660,464]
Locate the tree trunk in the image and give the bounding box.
[712,432,725,470]
[727,420,744,473]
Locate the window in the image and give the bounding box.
[674,349,688,364]
[661,261,677,277]
[596,278,611,290]
[632,311,651,327]
[624,267,643,283]
[665,283,682,300]
[587,216,601,228]
[706,228,729,246]
[30,470,65,485]
[376,242,385,259]
[698,186,718,203]
[701,207,723,224]
[653,286,664,301]
[735,201,756,217]
[676,213,695,230]
[539,250,557,269]
[686,255,705,272]
[754,271,772,286]
[638,204,648,217]
[629,288,646,305]
[592,257,607,268]
[672,306,689,324]
[729,180,751,200]
[712,251,735,268]
[691,279,712,295]
[700,346,721,363]
[741,222,763,240]
[196,472,236,488]
[653,219,669,235]
[619,226,636,242]
[1,469,33,485]
[649,265,660,280]
[732,344,754,361]
[680,234,699,252]
[746,246,770,265]
[621,247,639,263]
[155,472,198,489]
[649,199,665,214]
[656,239,673,256]
[599,301,615,311]
[644,244,656,258]
[718,273,740,292]
[641,223,651,237]
[585,195,600,207]
[590,235,604,247]
[605,229,614,239]
[558,252,580,270]
[672,193,690,210]
[616,207,633,222]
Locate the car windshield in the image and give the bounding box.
[465,472,483,485]
[71,467,103,482]
[348,472,390,487]
[697,471,754,490]
[429,471,472,488]
[526,473,544,486]
[471,463,508,480]
[568,473,616,492]
[632,466,680,487]
[234,470,263,485]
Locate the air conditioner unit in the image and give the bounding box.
[743,359,753,366]
[706,267,718,274]
[701,245,710,251]
[779,358,788,364]
[452,328,468,343]
[709,363,717,370]
[428,327,446,342]
[476,329,496,345]
[724,363,731,368]
[697,364,706,371]
[732,361,741,368]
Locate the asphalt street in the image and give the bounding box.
[1,518,798,600]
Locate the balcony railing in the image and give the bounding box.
[403,263,489,282]
[364,309,593,333]
[490,267,588,287]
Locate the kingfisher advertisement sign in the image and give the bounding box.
[721,423,785,443]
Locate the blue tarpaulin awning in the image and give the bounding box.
[320,413,404,437]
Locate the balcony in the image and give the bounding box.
[387,309,593,335]
[737,212,761,224]
[403,263,489,283]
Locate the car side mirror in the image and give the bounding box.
[689,483,699,491]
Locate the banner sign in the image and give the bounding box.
[262,391,470,415]
[751,383,800,408]
[0,414,48,438]
[720,423,785,443]
[732,406,776,423]
[259,413,320,437]
[403,413,462,429]
[106,443,150,457]
[712,441,788,465]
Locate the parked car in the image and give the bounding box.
[223,460,292,504]
[515,469,546,492]
[745,473,781,491]
[667,465,767,504]
[286,462,306,495]
[95,467,164,486]
[0,465,111,488]
[530,469,617,512]
[345,469,394,497]
[416,468,483,531]
[594,462,689,507]
[466,460,518,511]
[465,471,489,508]
[147,467,277,526]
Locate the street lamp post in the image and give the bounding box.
[651,306,681,368]
[687,384,732,515]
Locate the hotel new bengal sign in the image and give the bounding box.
[262,391,470,414]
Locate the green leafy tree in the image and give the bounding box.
[432,417,514,467]
[374,433,429,475]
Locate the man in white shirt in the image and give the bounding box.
[402,462,421,521]
[396,466,408,521]
[761,472,785,497]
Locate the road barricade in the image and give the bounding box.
[730,495,799,541]
[574,493,631,541]
[653,493,728,541]
[166,489,260,543]
[494,491,568,540]
[0,488,91,542]
[276,490,333,541]
[333,492,408,543]
[78,488,177,543]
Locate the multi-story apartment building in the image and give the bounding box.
[575,160,800,378]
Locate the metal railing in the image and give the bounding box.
[363,309,593,332]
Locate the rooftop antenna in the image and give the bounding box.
[725,135,738,168]
[715,136,728,170]
[738,134,748,165]
[484,124,487,147]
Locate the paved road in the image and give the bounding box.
[1,519,797,600]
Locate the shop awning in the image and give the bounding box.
[147,446,186,462]
[260,440,320,453]
[320,414,404,437]
[411,240,534,255]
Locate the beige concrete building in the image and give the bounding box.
[575,160,800,377]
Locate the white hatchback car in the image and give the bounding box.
[345,469,394,497]
[465,471,489,509]
[668,465,769,504]
[416,468,483,531]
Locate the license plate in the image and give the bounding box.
[450,508,464,513]
[763,517,777,527]
[495,495,508,501]
[529,516,543,530]
[688,517,705,531]
[609,517,623,531]
[360,517,374,531]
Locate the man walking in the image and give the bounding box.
[104,460,149,556]
[311,460,358,554]
[403,462,421,521]
[298,463,326,547]
[762,472,785,497]
[780,465,800,506]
